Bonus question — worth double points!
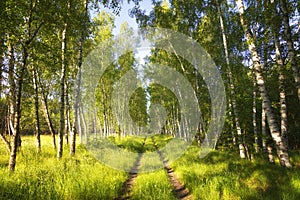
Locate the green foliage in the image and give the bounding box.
[129,87,148,127]
[130,0,300,155]
[1,0,299,197]
[93,12,115,45]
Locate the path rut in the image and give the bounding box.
[115,137,147,200]
[152,137,193,200]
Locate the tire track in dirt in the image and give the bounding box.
[152,137,193,200]
[115,137,147,200]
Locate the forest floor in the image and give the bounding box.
[0,135,300,200]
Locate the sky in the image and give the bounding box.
[107,1,153,63]
[91,1,154,66]
[102,0,153,35]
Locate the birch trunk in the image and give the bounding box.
[262,101,267,151]
[7,38,16,137]
[217,2,246,158]
[228,98,236,145]
[279,0,300,101]
[261,40,267,152]
[70,0,88,153]
[79,107,85,143]
[58,22,67,159]
[42,99,56,149]
[253,75,259,153]
[0,97,11,152]
[8,47,27,171]
[93,109,97,140]
[274,32,289,149]
[235,0,291,167]
[39,75,56,149]
[33,67,41,152]
[7,35,18,171]
[98,116,103,138]
[80,107,87,143]
[70,37,83,155]
[101,82,108,137]
[267,145,275,164]
[7,1,43,169]
[65,81,70,145]
[70,19,86,154]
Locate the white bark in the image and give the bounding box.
[274,31,289,150]
[58,22,67,159]
[235,0,291,167]
[217,2,246,158]
[253,75,259,153]
[279,0,300,101]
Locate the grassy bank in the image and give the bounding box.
[171,146,300,200]
[0,135,127,200]
[0,135,299,199]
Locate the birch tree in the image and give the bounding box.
[32,67,41,152]
[278,0,300,101]
[235,0,291,167]
[70,0,89,156]
[7,0,44,171]
[217,1,246,159]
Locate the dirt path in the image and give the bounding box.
[152,137,193,200]
[115,137,147,200]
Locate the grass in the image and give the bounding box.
[0,135,127,200]
[130,136,175,199]
[170,146,300,200]
[138,138,163,172]
[131,170,176,200]
[0,134,300,200]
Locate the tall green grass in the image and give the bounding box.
[1,135,299,200]
[171,146,300,200]
[130,170,176,200]
[0,135,127,200]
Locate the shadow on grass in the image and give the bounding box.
[172,147,300,200]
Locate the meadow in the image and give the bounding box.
[0,135,299,200]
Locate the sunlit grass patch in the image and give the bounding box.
[139,151,163,173]
[131,170,176,200]
[0,135,127,199]
[171,144,300,200]
[1,135,300,199]
[110,135,147,153]
[87,138,138,172]
[151,134,173,148]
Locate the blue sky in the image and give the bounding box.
[107,0,152,35]
[109,1,153,62]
